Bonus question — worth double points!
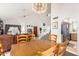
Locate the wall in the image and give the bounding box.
[51,17,62,43]
[51,4,63,43]
[0,3,51,36]
[51,3,79,55]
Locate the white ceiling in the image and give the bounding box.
[0,3,51,19]
[51,3,79,20]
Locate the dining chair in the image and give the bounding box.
[57,43,67,56]
[51,42,67,56]
[17,34,28,43]
[28,34,35,40]
[48,34,57,42]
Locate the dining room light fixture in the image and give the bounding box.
[32,3,47,14]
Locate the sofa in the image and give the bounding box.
[0,35,14,52]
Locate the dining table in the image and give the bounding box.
[10,40,57,56]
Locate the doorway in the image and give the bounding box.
[61,18,77,55]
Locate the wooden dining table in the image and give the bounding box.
[10,40,57,56]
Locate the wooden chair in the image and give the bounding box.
[17,35,28,43]
[48,43,67,56]
[52,43,67,56]
[28,34,35,40]
[0,43,4,56]
[57,43,67,56]
[49,34,57,42]
[52,44,59,56]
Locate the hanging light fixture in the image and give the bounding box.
[32,3,47,14]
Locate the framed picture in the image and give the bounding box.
[52,22,58,29]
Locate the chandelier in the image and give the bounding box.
[32,3,47,14]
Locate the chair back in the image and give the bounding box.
[57,43,67,56]
[52,42,67,56]
[49,34,57,42]
[28,34,35,40]
[17,35,28,43]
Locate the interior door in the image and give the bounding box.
[61,22,70,42]
[33,26,38,37]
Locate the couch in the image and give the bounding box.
[0,35,14,52]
